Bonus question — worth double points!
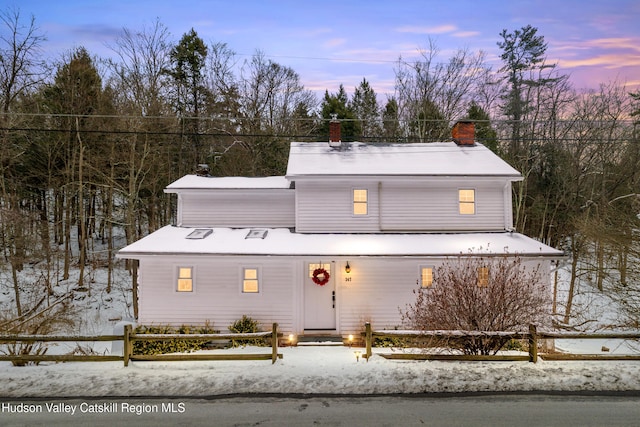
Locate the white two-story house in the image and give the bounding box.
[117,121,562,337]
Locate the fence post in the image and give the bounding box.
[528,324,538,363]
[271,323,278,364]
[123,324,132,367]
[365,322,372,360]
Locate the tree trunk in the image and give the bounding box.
[563,240,580,324]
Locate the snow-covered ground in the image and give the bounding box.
[2,258,640,398]
[2,344,640,398]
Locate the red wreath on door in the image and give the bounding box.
[312,268,330,286]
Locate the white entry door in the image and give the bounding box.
[304,263,336,330]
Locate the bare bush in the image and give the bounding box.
[0,294,77,366]
[401,255,551,355]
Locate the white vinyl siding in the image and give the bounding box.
[338,258,436,334]
[379,180,507,231]
[295,181,379,232]
[178,190,295,228]
[137,256,296,332]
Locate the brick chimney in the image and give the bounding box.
[329,114,341,148]
[452,120,475,146]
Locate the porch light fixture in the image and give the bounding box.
[288,334,296,345]
[348,334,354,347]
[345,261,351,274]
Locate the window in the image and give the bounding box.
[177,267,193,292]
[353,189,368,215]
[459,189,475,215]
[420,267,433,288]
[477,266,489,287]
[308,263,331,278]
[242,267,260,293]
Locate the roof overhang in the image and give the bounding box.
[117,226,564,260]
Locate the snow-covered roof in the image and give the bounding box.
[165,175,291,192]
[117,226,563,258]
[285,141,522,178]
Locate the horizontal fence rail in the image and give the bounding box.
[363,323,640,363]
[0,323,283,366]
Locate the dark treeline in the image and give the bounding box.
[1,10,640,327]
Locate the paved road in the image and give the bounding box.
[2,394,640,426]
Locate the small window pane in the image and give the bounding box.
[243,280,259,293]
[179,267,192,279]
[244,268,258,280]
[353,202,368,215]
[177,278,193,292]
[353,189,368,202]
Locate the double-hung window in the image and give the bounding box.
[420,266,434,288]
[353,189,368,215]
[177,267,193,292]
[459,189,475,215]
[242,267,260,293]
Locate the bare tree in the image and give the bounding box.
[394,39,490,141]
[0,7,47,113]
[401,254,550,355]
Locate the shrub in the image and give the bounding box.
[133,322,218,355]
[401,254,550,355]
[228,315,265,347]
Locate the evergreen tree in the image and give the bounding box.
[319,84,361,141]
[350,78,381,139]
[165,28,210,166]
[497,25,547,155]
[382,97,402,141]
[466,102,498,153]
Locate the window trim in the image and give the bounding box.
[176,266,194,292]
[241,266,261,294]
[352,188,369,216]
[419,266,434,288]
[458,188,476,215]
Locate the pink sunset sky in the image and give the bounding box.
[9,0,640,96]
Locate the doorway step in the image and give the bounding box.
[296,334,344,346]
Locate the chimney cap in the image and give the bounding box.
[195,164,211,177]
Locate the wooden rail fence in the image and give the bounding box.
[0,323,283,366]
[363,322,640,363]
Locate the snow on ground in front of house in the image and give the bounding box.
[2,345,640,398]
[3,258,640,398]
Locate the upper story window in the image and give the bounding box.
[242,267,260,293]
[420,266,433,288]
[177,267,193,292]
[459,189,475,215]
[353,189,368,215]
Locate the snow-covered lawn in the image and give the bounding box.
[3,258,640,399]
[2,344,640,398]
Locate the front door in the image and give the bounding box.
[304,262,336,330]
